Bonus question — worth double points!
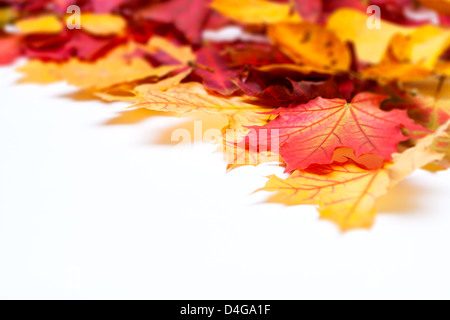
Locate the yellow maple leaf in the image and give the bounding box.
[80,14,127,36]
[211,0,300,24]
[362,26,450,81]
[133,82,274,129]
[262,162,391,230]
[267,23,351,72]
[380,26,450,70]
[15,15,63,34]
[406,26,450,69]
[327,9,413,64]
[260,121,450,231]
[362,64,433,83]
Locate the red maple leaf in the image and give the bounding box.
[251,93,426,171]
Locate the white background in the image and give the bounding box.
[1,64,450,300]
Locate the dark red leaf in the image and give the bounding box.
[194,46,239,96]
[224,42,293,68]
[136,0,212,44]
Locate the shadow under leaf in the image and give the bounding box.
[376,180,428,215]
[104,108,178,125]
[58,90,109,102]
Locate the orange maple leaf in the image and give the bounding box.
[261,161,391,230]
[267,22,351,73]
[133,82,274,129]
[260,120,450,230]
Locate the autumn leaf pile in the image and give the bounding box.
[1,0,450,230]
